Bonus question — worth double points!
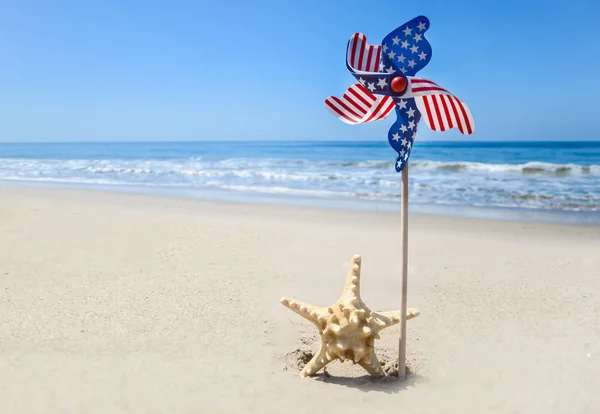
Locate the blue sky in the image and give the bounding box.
[1,0,599,142]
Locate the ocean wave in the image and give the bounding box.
[409,160,600,175]
[2,156,600,212]
[327,160,390,169]
[211,184,356,198]
[3,157,600,176]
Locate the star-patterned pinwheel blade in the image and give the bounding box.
[381,16,432,77]
[388,98,421,172]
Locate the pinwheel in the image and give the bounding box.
[325,15,475,379]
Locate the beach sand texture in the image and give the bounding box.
[1,186,599,413]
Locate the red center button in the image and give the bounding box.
[391,76,407,93]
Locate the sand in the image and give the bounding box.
[1,185,599,413]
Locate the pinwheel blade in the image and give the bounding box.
[325,83,395,124]
[346,33,382,73]
[381,16,432,77]
[388,98,422,172]
[406,78,475,134]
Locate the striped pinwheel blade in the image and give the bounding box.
[406,78,475,134]
[346,32,382,73]
[324,83,395,125]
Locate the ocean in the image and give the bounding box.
[1,141,600,223]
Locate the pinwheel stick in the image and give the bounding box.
[398,165,409,380]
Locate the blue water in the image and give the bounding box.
[1,141,600,220]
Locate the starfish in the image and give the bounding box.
[281,255,419,377]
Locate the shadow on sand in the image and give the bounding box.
[282,347,423,393]
[310,365,420,394]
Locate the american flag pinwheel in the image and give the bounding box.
[325,16,475,172]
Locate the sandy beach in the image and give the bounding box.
[1,185,599,413]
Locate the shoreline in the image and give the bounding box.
[3,179,600,226]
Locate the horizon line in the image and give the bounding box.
[2,139,600,144]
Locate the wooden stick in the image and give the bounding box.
[398,164,409,380]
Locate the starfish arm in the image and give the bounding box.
[280,297,325,329]
[369,311,399,330]
[407,308,420,319]
[358,350,385,377]
[341,255,362,301]
[376,308,420,326]
[299,344,334,377]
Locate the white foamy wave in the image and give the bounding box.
[2,156,600,212]
[410,160,600,175]
[212,184,355,198]
[4,157,599,176]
